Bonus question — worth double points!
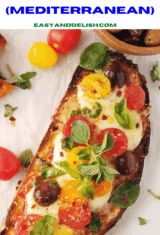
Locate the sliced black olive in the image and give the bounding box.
[103,61,126,88]
[33,181,59,207]
[116,151,136,175]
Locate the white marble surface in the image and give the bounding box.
[0,29,160,235]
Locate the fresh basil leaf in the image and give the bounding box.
[77,177,95,199]
[70,120,90,144]
[19,149,33,167]
[101,132,114,154]
[57,161,80,179]
[79,43,111,70]
[62,137,77,150]
[4,104,18,118]
[77,163,99,177]
[96,169,103,184]
[12,80,31,89]
[114,98,134,130]
[70,109,81,117]
[29,215,53,235]
[100,166,114,183]
[93,132,114,155]
[78,148,90,160]
[110,180,140,208]
[103,166,119,175]
[89,218,103,233]
[11,71,36,89]
[97,156,106,166]
[138,217,147,225]
[20,72,37,80]
[41,166,65,179]
[89,102,102,119]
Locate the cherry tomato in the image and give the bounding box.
[28,42,57,68]
[14,214,42,235]
[59,204,91,229]
[62,116,92,141]
[0,147,20,181]
[124,85,145,110]
[47,29,81,53]
[97,128,128,157]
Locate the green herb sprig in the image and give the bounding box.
[138,217,147,225]
[4,104,18,118]
[70,102,102,119]
[0,64,37,89]
[150,63,160,82]
[59,120,119,198]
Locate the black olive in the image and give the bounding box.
[33,181,59,207]
[128,30,144,37]
[116,151,136,175]
[103,61,126,88]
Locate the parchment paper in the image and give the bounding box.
[0,29,160,235]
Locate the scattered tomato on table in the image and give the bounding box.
[0,147,21,181]
[47,29,81,53]
[28,42,57,68]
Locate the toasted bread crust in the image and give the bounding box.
[1,51,151,235]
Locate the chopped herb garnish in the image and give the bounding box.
[89,218,103,233]
[19,149,34,167]
[4,104,18,118]
[138,217,147,225]
[148,189,160,200]
[150,63,160,82]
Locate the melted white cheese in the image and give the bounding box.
[51,132,67,169]
[77,85,143,150]
[89,190,112,213]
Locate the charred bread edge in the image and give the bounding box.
[0,51,150,235]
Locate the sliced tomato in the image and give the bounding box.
[18,175,35,199]
[124,85,145,110]
[59,204,91,229]
[62,116,92,141]
[14,214,42,235]
[97,128,128,157]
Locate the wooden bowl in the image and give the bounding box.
[95,29,160,55]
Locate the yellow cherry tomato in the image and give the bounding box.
[28,42,57,68]
[67,146,89,171]
[54,230,75,235]
[80,73,111,99]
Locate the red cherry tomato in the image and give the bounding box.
[97,128,128,157]
[0,147,21,181]
[47,29,81,53]
[14,214,42,235]
[124,85,145,110]
[62,116,92,141]
[59,204,91,229]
